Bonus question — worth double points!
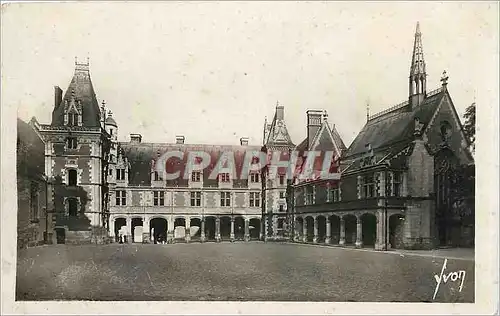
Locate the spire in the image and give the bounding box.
[366,101,370,122]
[409,22,427,108]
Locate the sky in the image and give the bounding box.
[2,1,498,146]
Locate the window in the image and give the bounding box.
[250,172,260,183]
[68,113,78,126]
[190,192,201,206]
[362,174,376,198]
[279,174,285,185]
[116,190,126,206]
[327,185,340,202]
[279,191,286,199]
[278,218,284,229]
[305,186,315,205]
[30,182,39,221]
[110,128,113,136]
[67,137,77,149]
[191,171,201,182]
[154,171,162,181]
[116,168,125,180]
[393,172,401,197]
[220,173,230,182]
[220,192,231,207]
[68,198,78,216]
[109,169,113,176]
[249,192,260,207]
[68,169,77,186]
[153,191,165,206]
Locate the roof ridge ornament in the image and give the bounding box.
[440,70,449,88]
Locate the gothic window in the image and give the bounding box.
[190,192,201,206]
[68,198,78,217]
[68,169,77,186]
[362,174,375,198]
[67,113,79,126]
[153,191,165,206]
[220,173,230,183]
[116,168,125,180]
[440,121,452,142]
[277,218,284,229]
[305,186,315,205]
[250,172,260,183]
[67,137,77,150]
[392,172,402,197]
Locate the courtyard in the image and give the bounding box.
[16,242,474,302]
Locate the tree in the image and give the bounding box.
[463,102,476,154]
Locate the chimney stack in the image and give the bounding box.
[176,135,185,144]
[130,133,142,144]
[306,110,323,148]
[275,104,284,120]
[240,137,249,146]
[54,86,63,108]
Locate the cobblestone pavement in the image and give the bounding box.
[16,242,474,302]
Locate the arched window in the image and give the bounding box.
[440,121,452,142]
[68,169,77,186]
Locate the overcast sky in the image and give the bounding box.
[2,1,498,146]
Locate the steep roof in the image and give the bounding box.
[119,142,263,187]
[265,105,295,149]
[51,61,101,127]
[343,87,445,160]
[295,119,347,155]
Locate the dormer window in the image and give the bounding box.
[67,112,79,126]
[191,171,201,182]
[250,172,260,183]
[220,173,230,182]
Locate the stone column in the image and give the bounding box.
[302,220,307,243]
[200,218,206,242]
[167,220,174,244]
[355,216,363,248]
[126,217,132,243]
[339,217,346,246]
[259,220,263,240]
[293,219,300,242]
[230,217,235,242]
[375,210,386,251]
[185,218,191,243]
[142,217,150,244]
[313,217,318,243]
[325,217,331,244]
[215,217,221,242]
[244,219,250,242]
[109,218,115,243]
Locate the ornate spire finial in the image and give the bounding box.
[366,101,370,121]
[416,21,421,34]
[276,100,279,108]
[75,56,78,65]
[108,109,113,117]
[440,70,449,86]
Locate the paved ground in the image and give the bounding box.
[16,242,474,302]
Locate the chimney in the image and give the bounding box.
[276,104,284,120]
[176,135,185,144]
[130,133,142,143]
[54,86,63,108]
[240,137,249,146]
[306,110,323,148]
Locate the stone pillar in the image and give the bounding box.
[325,217,331,244]
[215,217,221,242]
[293,219,300,242]
[375,210,386,251]
[230,217,235,242]
[313,217,318,243]
[126,217,132,243]
[167,220,174,244]
[200,218,206,242]
[185,218,191,243]
[302,220,307,243]
[339,217,346,246]
[259,220,263,240]
[244,219,250,242]
[109,218,115,242]
[355,216,363,248]
[142,217,150,244]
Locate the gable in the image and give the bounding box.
[310,121,342,157]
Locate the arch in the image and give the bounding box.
[389,214,405,249]
[305,216,314,242]
[204,216,216,241]
[174,217,186,240]
[234,216,245,240]
[190,217,202,241]
[328,215,341,244]
[131,217,143,243]
[150,217,168,244]
[316,215,327,243]
[114,217,127,243]
[343,214,357,245]
[249,218,261,240]
[361,213,377,247]
[220,216,231,241]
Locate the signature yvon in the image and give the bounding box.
[432,258,466,300]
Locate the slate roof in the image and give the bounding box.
[51,63,102,127]
[119,142,264,187]
[343,87,445,161]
